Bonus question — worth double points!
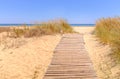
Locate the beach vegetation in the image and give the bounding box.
[7,19,75,38]
[95,17,120,61]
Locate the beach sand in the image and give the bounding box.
[0,34,61,79]
[73,26,95,34]
[0,26,119,79]
[73,26,120,79]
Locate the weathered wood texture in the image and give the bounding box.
[43,34,97,79]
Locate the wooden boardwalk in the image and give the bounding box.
[43,34,97,79]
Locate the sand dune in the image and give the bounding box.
[0,26,119,79]
[0,34,61,79]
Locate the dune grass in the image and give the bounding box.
[9,19,75,38]
[95,17,120,61]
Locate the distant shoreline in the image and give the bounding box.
[0,24,95,27]
[71,24,95,26]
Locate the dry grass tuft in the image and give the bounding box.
[95,17,120,61]
[0,19,75,49]
[8,19,75,38]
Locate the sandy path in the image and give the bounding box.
[0,35,61,79]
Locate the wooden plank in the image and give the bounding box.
[54,49,87,52]
[44,76,97,79]
[44,75,97,79]
[47,65,94,71]
[53,56,90,59]
[51,60,92,65]
[50,62,92,65]
[43,34,97,79]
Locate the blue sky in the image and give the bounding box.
[0,0,120,24]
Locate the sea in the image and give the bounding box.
[0,24,95,27]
